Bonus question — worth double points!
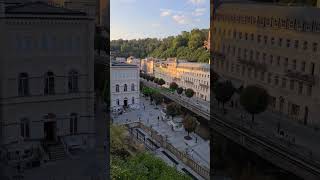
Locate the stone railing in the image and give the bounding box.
[127,122,210,180]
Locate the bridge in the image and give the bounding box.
[142,79,320,180]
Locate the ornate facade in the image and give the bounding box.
[0,1,95,162]
[154,58,210,101]
[212,2,320,125]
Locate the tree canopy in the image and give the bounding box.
[240,85,269,122]
[213,81,235,109]
[111,29,209,63]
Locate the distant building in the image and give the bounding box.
[115,57,126,63]
[127,56,141,68]
[212,2,320,125]
[110,62,140,111]
[0,0,95,165]
[140,57,155,75]
[154,58,210,101]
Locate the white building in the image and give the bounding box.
[154,58,210,101]
[110,62,140,111]
[0,1,95,163]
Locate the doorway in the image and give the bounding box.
[44,121,56,142]
[124,98,128,107]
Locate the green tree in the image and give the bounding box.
[185,88,195,98]
[111,153,191,180]
[152,92,163,105]
[213,81,235,110]
[166,102,181,119]
[183,115,198,139]
[240,85,269,123]
[169,82,178,90]
[177,87,183,94]
[158,78,165,86]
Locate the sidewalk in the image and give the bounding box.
[112,95,210,169]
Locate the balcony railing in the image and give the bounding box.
[284,70,315,85]
[238,58,267,71]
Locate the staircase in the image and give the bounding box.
[47,143,66,161]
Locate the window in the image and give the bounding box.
[268,73,272,83]
[294,40,299,49]
[239,32,242,39]
[271,37,275,45]
[284,58,288,68]
[70,113,78,134]
[132,97,135,104]
[274,76,279,86]
[310,62,315,75]
[262,53,266,63]
[301,61,306,72]
[245,33,248,40]
[298,82,303,95]
[257,35,261,43]
[264,36,268,44]
[260,71,265,81]
[20,118,30,138]
[116,85,120,92]
[278,38,282,47]
[116,99,120,105]
[313,42,318,52]
[286,39,291,48]
[277,56,280,65]
[255,51,260,60]
[269,55,273,65]
[251,33,254,41]
[291,104,300,116]
[290,80,295,90]
[303,41,308,50]
[44,71,55,95]
[292,59,296,70]
[68,70,78,93]
[307,85,312,96]
[282,78,287,88]
[124,84,127,92]
[131,83,135,91]
[18,73,29,96]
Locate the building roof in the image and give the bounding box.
[217,2,320,21]
[5,1,87,16]
[111,62,139,68]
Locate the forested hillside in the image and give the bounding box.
[111,29,210,63]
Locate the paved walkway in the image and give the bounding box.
[112,95,210,169]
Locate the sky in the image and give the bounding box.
[111,0,210,40]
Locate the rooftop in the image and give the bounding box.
[217,1,320,20]
[5,1,87,16]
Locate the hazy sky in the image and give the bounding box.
[111,0,210,40]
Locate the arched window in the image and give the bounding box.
[68,70,78,93]
[124,84,127,92]
[131,83,135,91]
[44,71,55,95]
[116,84,119,92]
[18,73,29,96]
[70,113,78,134]
[20,118,30,138]
[132,97,135,104]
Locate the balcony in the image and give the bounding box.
[284,70,315,85]
[185,80,194,84]
[237,58,267,71]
